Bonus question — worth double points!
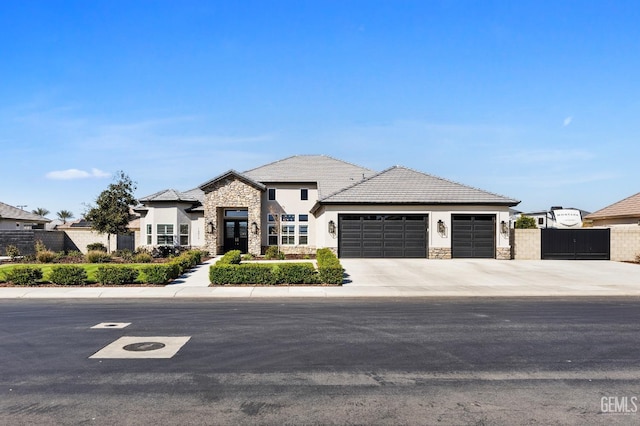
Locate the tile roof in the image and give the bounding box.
[199,170,266,193]
[242,155,375,199]
[584,192,640,220]
[319,166,520,205]
[139,188,203,203]
[0,202,51,222]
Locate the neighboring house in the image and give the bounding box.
[0,201,50,230]
[136,155,519,259]
[584,192,640,227]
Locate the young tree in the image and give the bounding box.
[84,171,137,253]
[57,210,74,224]
[32,207,50,217]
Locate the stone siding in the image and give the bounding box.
[610,227,640,262]
[496,247,511,260]
[202,177,262,255]
[429,247,452,259]
[511,229,541,260]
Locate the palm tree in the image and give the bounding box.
[32,207,50,218]
[57,210,74,224]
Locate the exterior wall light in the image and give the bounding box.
[251,221,258,234]
[437,219,446,235]
[207,221,215,234]
[328,220,336,235]
[500,220,509,235]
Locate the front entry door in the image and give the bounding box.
[224,220,248,253]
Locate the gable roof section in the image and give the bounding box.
[584,192,640,220]
[139,188,202,203]
[0,202,51,222]
[319,166,520,206]
[242,155,375,199]
[199,169,266,193]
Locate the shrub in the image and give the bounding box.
[114,249,134,262]
[316,248,343,285]
[5,266,43,286]
[265,246,285,260]
[210,263,276,285]
[152,245,179,258]
[34,239,47,253]
[274,263,319,284]
[218,250,242,265]
[36,250,56,263]
[95,265,139,285]
[133,252,153,263]
[87,242,108,252]
[139,264,177,284]
[514,216,537,229]
[5,245,20,260]
[67,251,84,259]
[48,265,87,286]
[242,253,255,261]
[86,250,112,263]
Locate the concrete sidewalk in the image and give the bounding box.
[1,259,639,298]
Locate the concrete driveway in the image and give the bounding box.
[340,259,640,297]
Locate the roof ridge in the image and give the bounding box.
[395,165,519,201]
[319,165,396,200]
[243,154,374,175]
[586,191,640,217]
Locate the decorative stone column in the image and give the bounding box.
[201,174,263,255]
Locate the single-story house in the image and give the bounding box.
[135,155,520,259]
[584,192,640,227]
[0,202,50,230]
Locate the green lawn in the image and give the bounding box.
[0,263,151,284]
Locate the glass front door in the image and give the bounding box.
[224,220,248,253]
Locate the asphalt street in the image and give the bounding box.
[2,298,640,425]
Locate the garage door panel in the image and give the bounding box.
[339,215,427,258]
[452,215,495,259]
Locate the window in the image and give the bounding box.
[299,225,308,245]
[299,214,308,222]
[538,218,544,225]
[301,188,308,200]
[268,225,278,245]
[180,224,189,246]
[268,188,276,201]
[281,225,295,245]
[146,224,152,245]
[157,224,174,246]
[281,214,295,222]
[267,214,277,222]
[225,209,248,218]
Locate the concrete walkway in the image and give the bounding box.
[1,258,639,298]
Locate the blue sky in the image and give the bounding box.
[2,1,639,219]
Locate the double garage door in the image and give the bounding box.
[338,214,496,258]
[339,215,427,258]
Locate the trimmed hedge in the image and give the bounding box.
[217,250,242,265]
[49,265,88,286]
[273,263,319,284]
[139,264,178,284]
[5,266,43,286]
[210,263,277,285]
[95,265,140,285]
[316,248,344,285]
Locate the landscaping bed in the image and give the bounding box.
[0,249,207,286]
[210,248,344,286]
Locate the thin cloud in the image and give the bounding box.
[563,116,573,127]
[46,168,111,180]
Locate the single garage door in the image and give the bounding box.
[452,215,495,258]
[339,214,427,258]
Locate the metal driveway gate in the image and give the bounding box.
[541,228,610,260]
[338,214,427,258]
